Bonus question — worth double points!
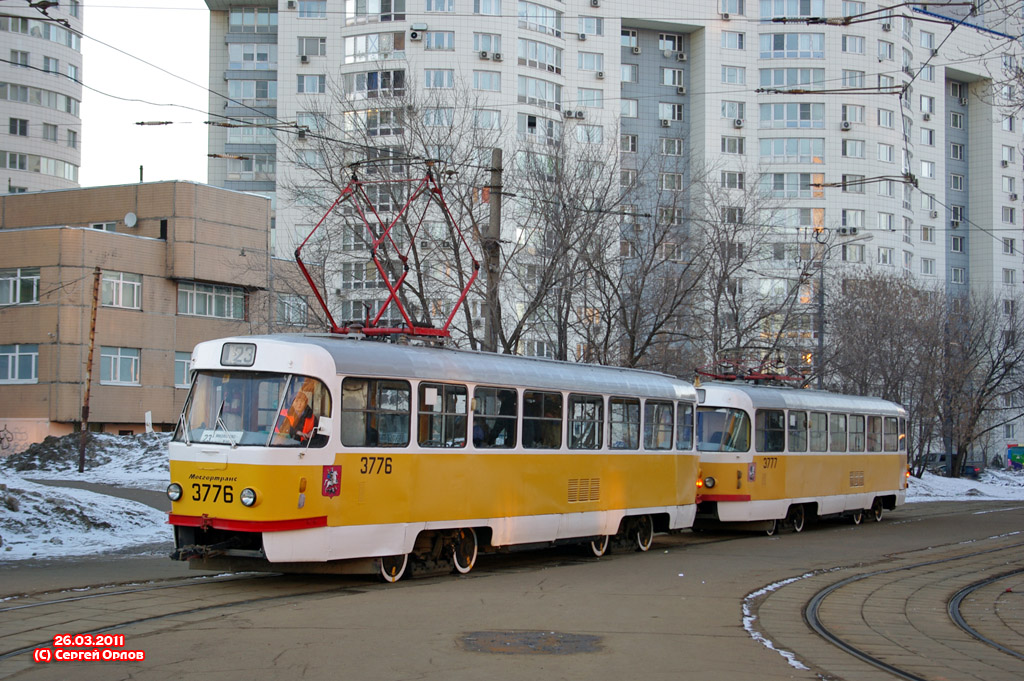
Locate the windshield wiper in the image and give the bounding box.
[214,399,239,448]
[178,410,192,445]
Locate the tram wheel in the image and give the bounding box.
[851,509,864,525]
[379,554,408,583]
[765,518,780,537]
[789,505,806,533]
[589,535,610,557]
[871,498,884,522]
[634,515,654,552]
[451,528,478,574]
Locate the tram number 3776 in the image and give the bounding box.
[191,483,234,503]
[360,456,393,475]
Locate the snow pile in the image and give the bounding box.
[906,468,1024,502]
[0,470,171,561]
[1,432,170,490]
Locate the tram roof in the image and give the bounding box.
[208,334,695,401]
[698,382,906,416]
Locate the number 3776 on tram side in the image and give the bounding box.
[167,334,702,581]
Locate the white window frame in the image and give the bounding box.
[100,346,140,386]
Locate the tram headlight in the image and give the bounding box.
[240,487,258,507]
[703,477,717,490]
[166,483,183,502]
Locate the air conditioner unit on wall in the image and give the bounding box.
[930,210,938,218]
[733,118,744,128]
[578,33,587,41]
[596,71,605,79]
[677,53,687,62]
[287,0,296,8]
[493,53,503,61]
[951,220,961,228]
[841,120,852,131]
[1003,160,1011,168]
[479,51,489,59]
[959,97,968,106]
[922,113,931,121]
[300,54,309,63]
[575,110,585,119]
[1012,193,1019,201]
[660,119,671,127]
[676,86,687,95]
[591,0,600,6]
[720,12,730,20]
[632,46,641,55]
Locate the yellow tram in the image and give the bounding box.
[694,383,908,534]
[168,334,701,580]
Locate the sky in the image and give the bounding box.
[78,1,210,187]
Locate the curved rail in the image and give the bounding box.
[948,569,1024,661]
[804,542,1024,681]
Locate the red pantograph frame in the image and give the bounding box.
[295,168,479,338]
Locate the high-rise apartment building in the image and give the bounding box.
[204,1,1023,333]
[0,1,83,193]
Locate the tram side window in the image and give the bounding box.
[830,414,847,452]
[883,416,899,452]
[696,407,750,452]
[418,383,468,448]
[341,378,410,447]
[473,386,517,448]
[899,417,907,451]
[569,394,603,449]
[644,400,674,450]
[788,411,808,452]
[755,409,785,452]
[610,397,641,449]
[809,412,828,452]
[866,415,882,452]
[272,375,333,448]
[848,415,866,451]
[676,402,694,450]
[523,390,562,448]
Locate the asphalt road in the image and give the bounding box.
[2,500,1023,681]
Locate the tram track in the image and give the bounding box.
[0,572,369,674]
[802,540,1024,680]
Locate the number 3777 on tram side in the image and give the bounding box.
[166,334,702,581]
[693,382,909,535]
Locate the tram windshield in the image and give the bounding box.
[696,407,751,452]
[174,371,332,447]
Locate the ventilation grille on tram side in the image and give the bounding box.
[568,478,601,503]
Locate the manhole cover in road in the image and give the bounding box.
[459,630,603,655]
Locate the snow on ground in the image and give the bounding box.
[1,432,1024,562]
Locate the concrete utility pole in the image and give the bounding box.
[483,148,503,353]
[79,266,101,473]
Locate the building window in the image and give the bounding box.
[921,225,934,243]
[424,31,455,50]
[950,142,963,160]
[660,173,683,191]
[9,50,28,67]
[878,40,893,61]
[722,100,745,120]
[721,136,745,154]
[952,204,964,222]
[1004,238,1016,255]
[517,74,561,111]
[1004,176,1016,194]
[950,111,963,129]
[42,123,57,141]
[0,267,40,305]
[841,70,865,87]
[722,0,745,14]
[177,282,245,319]
[297,74,326,93]
[277,294,308,325]
[67,130,77,148]
[1004,116,1016,132]
[1004,268,1016,285]
[426,0,453,11]
[842,243,864,263]
[229,7,279,31]
[920,128,934,146]
[518,2,562,38]
[950,173,963,190]
[298,36,326,57]
[100,347,140,385]
[877,247,893,266]
[574,124,602,144]
[101,271,142,310]
[0,344,38,383]
[721,66,746,84]
[474,0,501,14]
[722,31,745,50]
[424,69,454,89]
[577,88,603,108]
[841,209,864,227]
[878,109,894,128]
[578,51,603,72]
[659,33,684,51]
[298,1,327,18]
[759,102,824,128]
[661,138,685,156]
[841,175,864,193]
[659,102,683,121]
[878,143,894,162]
[921,258,935,276]
[474,109,501,129]
[661,68,685,87]
[621,29,637,47]
[621,99,638,117]
[473,70,501,91]
[620,169,636,188]
[620,134,637,153]
[174,351,192,388]
[878,212,895,231]
[581,15,602,35]
[951,267,965,284]
[920,160,935,178]
[951,235,964,253]
[841,139,864,158]
[760,67,824,90]
[621,63,638,82]
[841,35,864,53]
[8,118,27,136]
[475,32,502,54]
[721,171,745,189]
[1003,206,1016,224]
